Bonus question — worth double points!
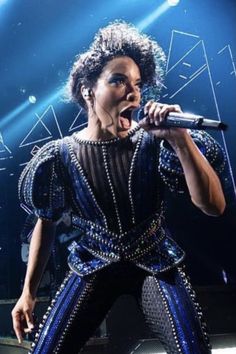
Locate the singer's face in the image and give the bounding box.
[91,56,142,130]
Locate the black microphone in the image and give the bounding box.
[137,108,228,131]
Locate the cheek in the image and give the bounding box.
[99,87,123,103]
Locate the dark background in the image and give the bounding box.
[0,0,235,300]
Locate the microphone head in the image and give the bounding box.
[218,122,228,131]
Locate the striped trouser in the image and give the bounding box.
[29,262,211,354]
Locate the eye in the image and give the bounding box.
[109,77,126,86]
[136,81,143,89]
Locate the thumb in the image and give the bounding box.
[138,116,149,128]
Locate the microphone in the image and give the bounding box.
[137,108,228,131]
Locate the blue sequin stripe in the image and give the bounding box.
[161,275,197,353]
[30,272,93,354]
[177,267,211,352]
[157,270,210,353]
[30,272,76,353]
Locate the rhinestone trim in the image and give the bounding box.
[73,125,140,145]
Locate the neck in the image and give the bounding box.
[79,113,137,141]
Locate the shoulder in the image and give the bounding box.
[18,139,63,195]
[18,138,68,218]
[29,139,61,164]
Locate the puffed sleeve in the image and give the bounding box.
[158,130,227,193]
[18,140,68,221]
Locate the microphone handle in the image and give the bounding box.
[138,110,227,131]
[163,113,227,131]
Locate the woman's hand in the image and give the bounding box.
[11,218,56,344]
[11,293,36,343]
[139,101,188,145]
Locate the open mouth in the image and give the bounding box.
[119,108,134,129]
[120,108,133,120]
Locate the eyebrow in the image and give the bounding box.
[109,73,142,82]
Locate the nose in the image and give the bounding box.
[127,92,136,102]
[126,83,140,102]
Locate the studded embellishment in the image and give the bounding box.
[28,271,96,353]
[177,266,211,351]
[159,130,227,193]
[128,129,144,225]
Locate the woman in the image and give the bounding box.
[12,21,226,353]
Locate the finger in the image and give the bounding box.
[173,104,182,113]
[12,312,23,344]
[24,327,34,334]
[25,310,35,331]
[158,104,182,123]
[144,100,154,114]
[159,104,170,120]
[144,100,157,120]
[153,105,165,126]
[148,103,161,123]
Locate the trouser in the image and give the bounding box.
[29,262,211,354]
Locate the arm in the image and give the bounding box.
[166,130,225,216]
[140,101,226,216]
[12,218,56,343]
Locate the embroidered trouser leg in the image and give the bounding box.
[139,267,211,354]
[29,269,118,354]
[29,263,211,354]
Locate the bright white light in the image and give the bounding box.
[28,95,37,104]
[140,349,236,354]
[213,349,236,353]
[167,0,180,6]
[137,2,170,31]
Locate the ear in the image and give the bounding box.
[81,85,93,100]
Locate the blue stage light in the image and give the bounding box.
[28,95,37,104]
[137,2,170,31]
[6,88,63,144]
[0,100,30,131]
[167,0,180,6]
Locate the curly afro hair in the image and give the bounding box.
[66,20,166,109]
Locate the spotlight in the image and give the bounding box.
[137,2,170,31]
[167,0,180,6]
[28,95,37,104]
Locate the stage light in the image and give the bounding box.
[167,0,180,6]
[0,0,8,5]
[6,88,63,145]
[137,2,170,31]
[28,95,37,104]
[0,100,30,130]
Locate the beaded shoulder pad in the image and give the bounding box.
[158,130,226,193]
[18,139,67,221]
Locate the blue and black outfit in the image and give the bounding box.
[19,126,226,354]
